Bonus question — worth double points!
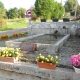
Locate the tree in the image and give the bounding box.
[76,5,80,16]
[51,2,64,19]
[18,8,26,18]
[7,7,18,19]
[0,1,4,9]
[35,0,54,19]
[30,6,37,17]
[64,0,78,12]
[0,1,7,27]
[35,0,64,19]
[0,1,6,18]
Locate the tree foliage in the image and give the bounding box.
[35,0,64,19]
[6,7,26,19]
[64,0,78,12]
[18,8,26,18]
[35,0,54,19]
[0,1,6,18]
[0,1,7,27]
[51,2,64,19]
[6,8,18,19]
[76,5,80,16]
[30,6,37,17]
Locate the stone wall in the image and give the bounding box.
[27,22,80,36]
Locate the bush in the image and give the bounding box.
[0,19,7,28]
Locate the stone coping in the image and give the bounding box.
[5,33,46,48]
[0,61,77,80]
[46,34,70,53]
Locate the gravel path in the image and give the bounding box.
[58,37,80,68]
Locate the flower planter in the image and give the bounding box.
[19,35,26,37]
[63,18,70,22]
[12,33,18,39]
[0,56,18,63]
[73,66,80,74]
[52,19,58,22]
[1,38,9,41]
[19,32,27,37]
[41,19,46,22]
[37,62,56,70]
[13,36,18,39]
[0,34,9,41]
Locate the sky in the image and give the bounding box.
[0,0,80,10]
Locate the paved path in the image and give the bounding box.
[0,27,28,36]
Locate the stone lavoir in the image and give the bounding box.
[0,22,80,80]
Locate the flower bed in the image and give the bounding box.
[19,32,27,37]
[36,54,59,69]
[12,33,19,38]
[0,34,9,40]
[0,32,28,41]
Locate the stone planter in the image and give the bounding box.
[52,19,58,22]
[0,56,18,63]
[37,62,56,70]
[73,66,80,74]
[41,19,46,22]
[63,18,70,22]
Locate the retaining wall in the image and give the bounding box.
[0,61,79,80]
[27,22,80,36]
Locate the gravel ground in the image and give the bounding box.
[58,37,80,68]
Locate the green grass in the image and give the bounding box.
[0,18,28,31]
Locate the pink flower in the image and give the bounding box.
[70,55,77,63]
[77,54,80,60]
[70,53,80,67]
[77,61,80,66]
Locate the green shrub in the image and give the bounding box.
[0,19,7,28]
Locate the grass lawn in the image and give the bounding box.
[0,18,28,31]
